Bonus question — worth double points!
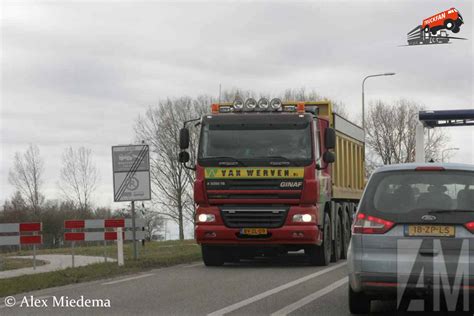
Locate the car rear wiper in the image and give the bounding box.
[427,209,471,214]
[204,156,246,166]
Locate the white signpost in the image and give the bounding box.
[112,145,151,260]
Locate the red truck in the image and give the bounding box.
[422,7,463,34]
[178,99,365,266]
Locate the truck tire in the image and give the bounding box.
[444,19,454,30]
[349,286,371,314]
[331,213,342,262]
[202,245,224,266]
[452,27,460,33]
[340,212,351,259]
[306,213,331,266]
[424,26,429,33]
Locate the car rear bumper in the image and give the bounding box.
[195,224,320,245]
[350,272,474,297]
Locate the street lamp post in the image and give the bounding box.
[362,72,396,132]
[441,147,460,162]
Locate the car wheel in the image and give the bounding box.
[202,245,224,266]
[331,213,342,262]
[349,285,371,314]
[340,212,351,259]
[306,213,331,266]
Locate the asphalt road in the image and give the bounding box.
[0,253,471,315]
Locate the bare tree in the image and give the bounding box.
[59,147,99,213]
[135,97,207,240]
[8,144,44,216]
[365,99,448,167]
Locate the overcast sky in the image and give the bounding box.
[1,0,473,230]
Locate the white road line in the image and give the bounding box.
[102,273,154,285]
[182,263,203,268]
[207,262,346,316]
[271,277,348,316]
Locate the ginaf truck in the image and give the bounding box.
[178,98,365,266]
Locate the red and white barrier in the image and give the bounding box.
[64,218,144,230]
[0,222,42,246]
[64,231,145,241]
[64,218,145,242]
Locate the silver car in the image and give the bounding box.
[348,163,474,314]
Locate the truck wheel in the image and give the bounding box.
[331,213,342,262]
[349,285,371,314]
[202,245,224,266]
[444,19,454,30]
[340,213,351,259]
[306,213,331,266]
[424,26,429,33]
[452,27,460,33]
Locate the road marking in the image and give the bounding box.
[270,277,348,315]
[102,273,154,285]
[207,262,346,316]
[182,263,203,268]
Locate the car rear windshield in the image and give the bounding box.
[359,170,474,219]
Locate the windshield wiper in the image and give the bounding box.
[204,156,246,166]
[254,156,300,166]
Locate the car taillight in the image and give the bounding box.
[352,213,395,234]
[464,222,474,233]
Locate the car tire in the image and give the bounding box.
[331,213,342,262]
[340,212,351,259]
[202,245,224,266]
[306,213,331,266]
[349,285,371,314]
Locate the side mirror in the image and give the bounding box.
[179,128,190,150]
[178,151,190,163]
[323,151,335,164]
[325,128,336,150]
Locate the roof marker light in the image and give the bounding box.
[297,102,305,113]
[211,103,219,114]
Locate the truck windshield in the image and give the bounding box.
[198,122,312,164]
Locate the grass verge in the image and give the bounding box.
[0,257,47,271]
[0,240,201,297]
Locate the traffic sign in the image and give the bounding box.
[112,145,151,202]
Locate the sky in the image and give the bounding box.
[1,0,473,237]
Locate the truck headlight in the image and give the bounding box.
[198,214,216,223]
[292,214,313,223]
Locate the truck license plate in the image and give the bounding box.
[240,228,268,236]
[406,225,455,237]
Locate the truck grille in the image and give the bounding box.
[221,208,287,228]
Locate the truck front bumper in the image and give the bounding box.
[195,224,321,245]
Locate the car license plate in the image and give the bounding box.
[406,225,455,237]
[240,228,268,236]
